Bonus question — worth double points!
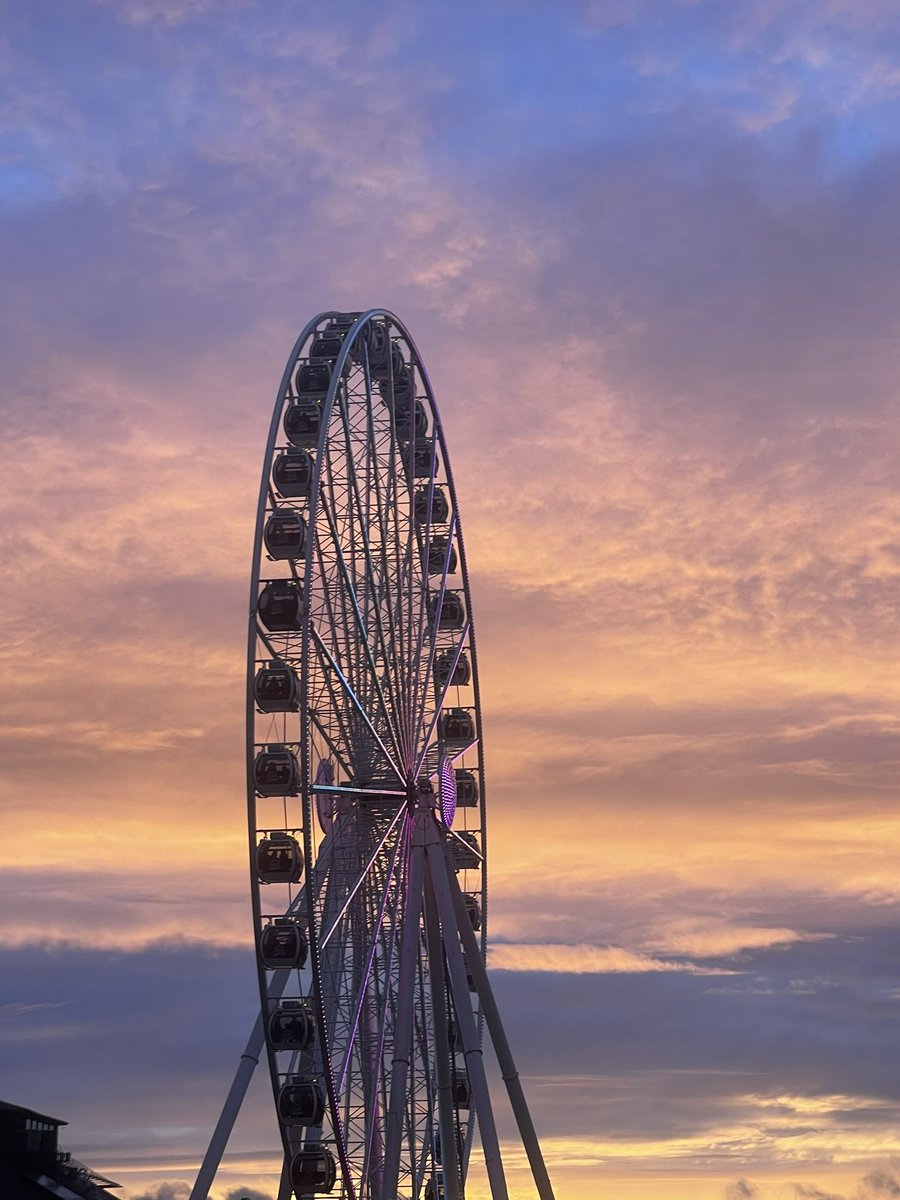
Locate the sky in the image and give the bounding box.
[3,1,900,1198]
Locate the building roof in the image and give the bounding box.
[0,1101,67,1127]
[0,1101,118,1199]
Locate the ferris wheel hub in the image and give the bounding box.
[406,776,436,813]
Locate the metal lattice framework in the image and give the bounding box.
[191,310,555,1200]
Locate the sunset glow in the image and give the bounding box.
[4,2,900,1199]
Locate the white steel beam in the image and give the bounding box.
[442,841,556,1200]
[424,820,509,1200]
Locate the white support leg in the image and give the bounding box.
[422,874,462,1200]
[276,1153,292,1200]
[442,842,556,1200]
[189,972,290,1200]
[424,822,509,1200]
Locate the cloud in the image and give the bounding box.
[858,1169,900,1198]
[5,2,900,1198]
[0,1000,67,1017]
[726,1182,759,1200]
[487,941,728,974]
[648,922,834,959]
[132,1185,191,1200]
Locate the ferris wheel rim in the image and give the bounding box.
[247,309,488,1200]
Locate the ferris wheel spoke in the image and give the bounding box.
[321,438,367,716]
[333,827,404,1099]
[410,468,441,711]
[400,431,425,756]
[363,414,409,751]
[309,642,359,786]
[410,512,460,755]
[317,480,406,772]
[311,521,388,791]
[401,433,441,750]
[361,923,398,1188]
[414,622,471,778]
[316,817,404,1195]
[308,708,354,781]
[379,345,424,757]
[319,800,407,951]
[407,467,447,781]
[392,491,419,762]
[333,376,409,767]
[311,628,404,785]
[328,384,387,684]
[446,822,484,865]
[380,443,410,757]
[340,387,367,686]
[380,334,421,760]
[361,354,406,736]
[253,621,285,663]
[312,531,361,758]
[312,783,406,800]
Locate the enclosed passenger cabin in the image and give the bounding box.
[325,313,357,336]
[379,361,415,406]
[439,708,476,745]
[295,362,331,397]
[452,1070,471,1108]
[253,745,301,796]
[352,319,387,368]
[451,831,481,871]
[309,333,344,360]
[269,1000,315,1050]
[463,892,482,930]
[371,339,403,383]
[259,918,308,969]
[464,949,478,991]
[427,536,457,576]
[264,510,306,560]
[454,769,479,807]
[435,651,470,689]
[403,437,439,478]
[394,398,428,439]
[258,581,304,632]
[256,832,304,884]
[424,1178,444,1200]
[254,661,300,712]
[273,450,314,498]
[289,1147,337,1195]
[284,400,322,448]
[277,1078,326,1126]
[433,1129,464,1169]
[429,591,466,631]
[414,487,449,525]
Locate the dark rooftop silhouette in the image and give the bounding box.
[0,1101,119,1200]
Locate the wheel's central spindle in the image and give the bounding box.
[406,776,435,815]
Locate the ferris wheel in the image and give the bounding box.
[191,311,555,1200]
